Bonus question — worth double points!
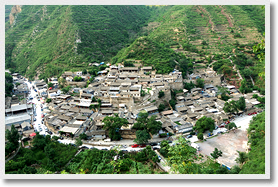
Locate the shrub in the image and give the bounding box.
[158,91,165,98]
[197,133,204,140]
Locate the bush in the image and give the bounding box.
[197,133,204,140]
[124,61,135,67]
[158,91,165,98]
[225,122,237,130]
[158,104,166,112]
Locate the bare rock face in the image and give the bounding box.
[9,5,22,25]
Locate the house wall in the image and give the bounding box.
[169,82,183,90]
[110,97,134,109]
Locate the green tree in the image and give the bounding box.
[239,79,251,94]
[201,40,208,45]
[82,69,87,75]
[188,63,193,68]
[132,112,162,144]
[240,111,265,174]
[217,86,230,101]
[52,136,59,141]
[196,78,204,88]
[158,104,166,112]
[252,94,259,99]
[169,99,176,109]
[141,89,146,97]
[48,82,53,88]
[5,72,14,97]
[5,124,20,146]
[124,61,135,67]
[79,133,87,140]
[46,98,52,103]
[194,116,215,133]
[210,148,223,160]
[58,77,66,88]
[167,137,198,174]
[5,125,20,156]
[134,129,151,145]
[158,90,165,98]
[223,100,239,114]
[253,32,265,78]
[184,81,195,92]
[225,122,237,130]
[44,143,56,159]
[103,114,128,141]
[235,151,248,168]
[75,138,83,147]
[197,133,204,140]
[237,96,246,111]
[32,133,47,150]
[61,85,71,94]
[159,140,170,157]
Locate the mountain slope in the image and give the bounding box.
[113,5,265,89]
[5,5,154,80]
[5,5,265,87]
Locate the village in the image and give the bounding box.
[5,60,264,150]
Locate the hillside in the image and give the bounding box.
[113,5,265,90]
[5,5,154,80]
[5,5,265,90]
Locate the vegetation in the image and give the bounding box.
[5,72,14,97]
[237,96,246,111]
[217,86,230,101]
[5,5,264,86]
[223,100,239,114]
[103,114,129,141]
[225,122,237,130]
[223,97,246,114]
[61,85,72,94]
[73,76,83,82]
[197,133,204,140]
[5,5,154,80]
[210,148,223,160]
[240,111,265,174]
[6,133,78,174]
[5,125,20,157]
[132,112,162,144]
[123,61,135,67]
[196,78,205,88]
[47,82,53,88]
[158,103,166,112]
[184,81,195,92]
[64,145,162,174]
[158,90,165,98]
[193,116,215,133]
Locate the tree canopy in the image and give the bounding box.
[5,125,20,156]
[196,78,205,88]
[223,100,239,114]
[210,148,223,160]
[103,114,129,141]
[194,116,215,133]
[132,112,162,144]
[240,111,265,174]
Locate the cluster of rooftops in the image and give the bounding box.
[40,64,263,140]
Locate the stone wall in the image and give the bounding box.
[98,96,135,110]
[169,82,183,90]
